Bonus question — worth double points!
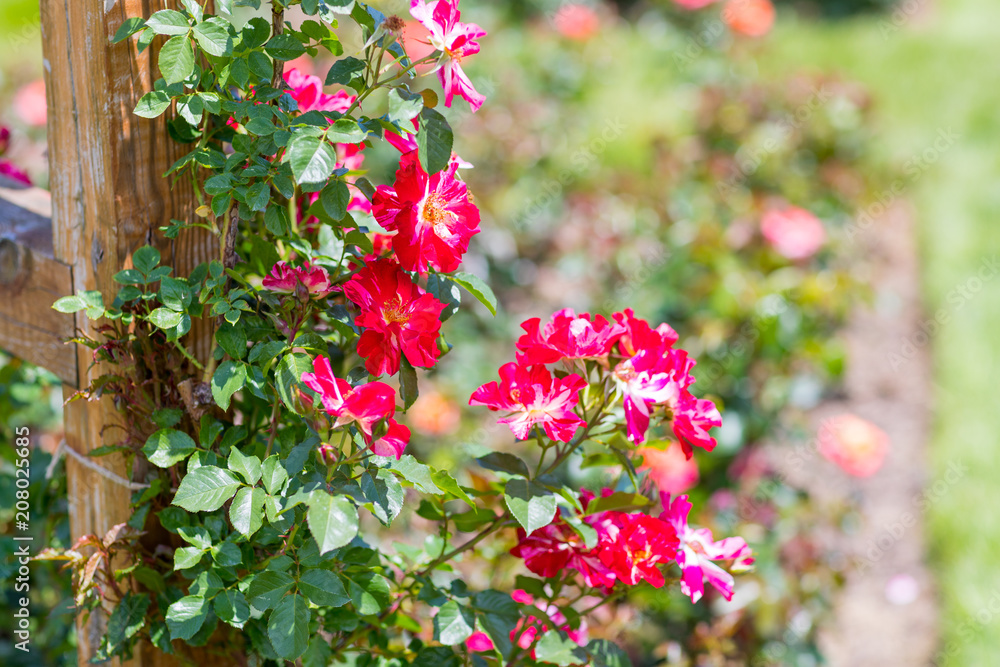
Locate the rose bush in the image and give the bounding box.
[43,1,753,664]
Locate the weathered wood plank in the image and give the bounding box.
[39,2,215,665]
[0,176,77,385]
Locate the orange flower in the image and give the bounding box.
[817,414,889,477]
[722,0,775,38]
[637,444,699,494]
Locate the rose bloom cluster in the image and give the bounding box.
[511,490,752,606]
[471,307,722,455]
[256,0,487,463]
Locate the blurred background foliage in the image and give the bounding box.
[4,0,988,664]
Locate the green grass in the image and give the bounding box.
[758,1,1000,663]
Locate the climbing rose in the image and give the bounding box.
[0,161,31,186]
[284,68,354,113]
[466,591,588,654]
[553,4,600,40]
[301,356,396,441]
[760,206,826,260]
[613,308,678,357]
[723,0,776,38]
[511,514,618,589]
[516,308,626,365]
[371,419,410,460]
[817,413,890,477]
[470,363,587,442]
[661,494,754,603]
[262,260,335,299]
[599,513,679,588]
[409,0,487,111]
[638,444,700,495]
[612,347,693,444]
[671,394,722,458]
[372,150,480,274]
[343,259,446,376]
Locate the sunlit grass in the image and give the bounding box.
[758,1,1000,663]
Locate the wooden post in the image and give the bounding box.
[36,1,215,664]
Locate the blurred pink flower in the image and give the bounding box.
[0,161,32,186]
[0,126,10,155]
[674,0,719,9]
[14,79,47,127]
[818,414,890,477]
[723,0,776,37]
[553,4,601,41]
[638,444,699,494]
[409,390,461,436]
[760,206,826,260]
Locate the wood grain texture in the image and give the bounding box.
[39,1,215,664]
[0,178,77,384]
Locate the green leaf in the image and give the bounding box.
[320,179,350,221]
[431,469,475,507]
[193,18,232,57]
[307,491,358,554]
[172,466,242,512]
[132,245,161,274]
[389,455,441,494]
[298,569,350,607]
[345,572,391,615]
[159,276,192,311]
[261,455,289,495]
[212,360,247,410]
[228,447,261,486]
[166,595,209,641]
[477,452,530,478]
[504,479,558,536]
[287,135,338,186]
[212,541,242,567]
[586,640,632,667]
[264,205,289,236]
[180,0,204,21]
[248,570,295,610]
[143,429,196,468]
[215,590,250,629]
[265,33,306,61]
[418,107,453,175]
[159,34,196,84]
[148,307,183,329]
[146,9,190,35]
[399,361,418,410]
[112,17,146,44]
[449,272,497,316]
[326,118,366,143]
[325,57,365,86]
[360,470,404,525]
[173,546,205,570]
[434,600,474,646]
[388,87,424,124]
[229,486,265,537]
[106,593,150,649]
[584,492,649,515]
[534,632,582,666]
[268,593,310,660]
[52,295,86,313]
[275,352,312,412]
[216,322,247,360]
